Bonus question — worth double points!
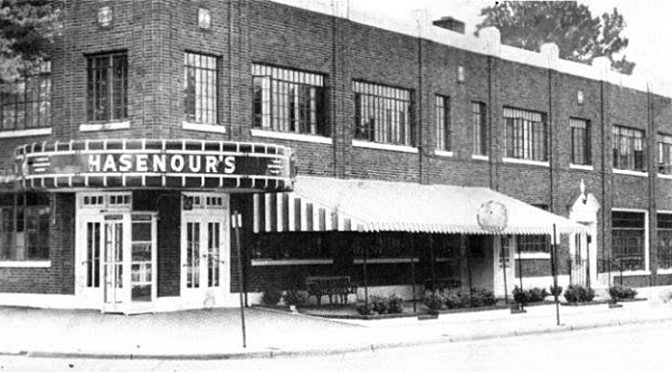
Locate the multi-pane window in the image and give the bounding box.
[252,64,327,136]
[570,118,591,165]
[87,52,128,122]
[435,95,450,151]
[517,204,549,253]
[0,193,50,261]
[354,81,412,146]
[504,107,547,161]
[472,102,487,156]
[184,52,218,125]
[612,211,645,271]
[1,61,51,130]
[658,133,672,174]
[657,213,672,270]
[612,125,646,172]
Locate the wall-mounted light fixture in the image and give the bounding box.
[577,90,584,105]
[198,8,211,30]
[97,6,113,28]
[457,66,465,84]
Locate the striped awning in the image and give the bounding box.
[253,176,589,236]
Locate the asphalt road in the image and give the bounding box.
[0,321,669,372]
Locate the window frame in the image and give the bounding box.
[657,133,672,175]
[0,193,50,263]
[611,210,647,271]
[86,51,128,123]
[570,118,591,166]
[1,61,52,131]
[353,80,413,147]
[435,95,451,151]
[472,101,487,156]
[612,125,646,172]
[503,107,547,162]
[657,212,672,270]
[184,51,219,125]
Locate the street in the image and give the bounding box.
[0,321,668,372]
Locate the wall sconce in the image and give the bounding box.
[97,6,113,28]
[577,90,584,105]
[457,66,465,84]
[198,8,212,30]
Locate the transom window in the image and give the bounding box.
[613,125,646,172]
[435,95,450,151]
[252,64,327,136]
[658,213,672,270]
[658,133,672,175]
[354,81,412,146]
[87,52,128,122]
[570,118,591,165]
[472,102,487,156]
[184,52,218,125]
[1,61,51,131]
[612,211,645,271]
[504,107,547,161]
[81,193,131,208]
[0,193,50,261]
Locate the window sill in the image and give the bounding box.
[502,157,550,167]
[250,258,333,266]
[471,154,489,161]
[0,260,51,268]
[353,257,419,264]
[250,128,332,144]
[182,121,227,134]
[657,268,672,275]
[658,174,672,180]
[613,169,648,178]
[434,150,454,157]
[352,140,418,154]
[611,270,650,277]
[569,164,594,171]
[0,127,52,138]
[79,121,130,132]
[515,252,551,260]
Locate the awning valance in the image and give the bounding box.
[253,176,588,236]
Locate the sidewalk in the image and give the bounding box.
[1,299,672,360]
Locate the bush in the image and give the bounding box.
[549,285,563,297]
[370,295,390,314]
[563,284,595,303]
[388,294,404,314]
[512,286,530,305]
[608,285,637,301]
[424,292,445,311]
[356,302,374,315]
[470,288,497,307]
[282,289,307,306]
[262,283,283,306]
[443,289,465,309]
[528,287,549,302]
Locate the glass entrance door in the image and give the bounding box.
[181,216,225,306]
[102,216,124,312]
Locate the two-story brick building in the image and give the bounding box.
[0,0,669,313]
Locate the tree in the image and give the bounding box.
[475,1,635,75]
[0,0,61,88]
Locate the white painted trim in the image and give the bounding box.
[434,150,454,157]
[351,140,418,153]
[569,164,594,171]
[612,270,651,277]
[79,121,130,132]
[657,268,672,275]
[657,174,672,180]
[471,154,489,161]
[502,157,550,167]
[0,260,51,268]
[250,128,332,144]
[353,257,419,264]
[182,121,227,134]
[517,252,551,260]
[613,169,648,178]
[250,258,334,266]
[0,293,80,309]
[658,210,672,215]
[0,127,52,138]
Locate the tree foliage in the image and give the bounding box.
[475,1,635,75]
[0,0,61,86]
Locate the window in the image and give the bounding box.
[612,125,646,172]
[504,107,547,161]
[354,81,412,146]
[252,64,327,136]
[570,118,591,165]
[517,205,549,253]
[87,52,127,122]
[435,95,450,151]
[658,133,672,174]
[472,102,487,156]
[612,211,645,271]
[184,52,218,125]
[658,213,672,270]
[0,193,50,261]
[1,61,51,130]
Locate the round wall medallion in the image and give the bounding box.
[477,200,508,233]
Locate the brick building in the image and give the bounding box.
[0,0,670,313]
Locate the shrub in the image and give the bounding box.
[388,294,404,314]
[549,285,563,297]
[443,289,465,309]
[424,292,445,311]
[356,302,374,315]
[512,286,530,305]
[262,283,283,306]
[370,295,390,314]
[563,284,595,303]
[470,288,497,307]
[282,289,307,306]
[528,287,549,302]
[608,285,637,301]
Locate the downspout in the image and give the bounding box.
[548,69,554,213]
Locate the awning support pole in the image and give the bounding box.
[429,234,436,283]
[586,233,591,289]
[232,210,247,348]
[362,238,369,308]
[410,235,417,313]
[517,237,524,312]
[501,237,509,304]
[552,224,561,326]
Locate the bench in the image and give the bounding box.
[424,277,462,293]
[306,276,358,306]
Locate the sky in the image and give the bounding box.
[279,0,672,94]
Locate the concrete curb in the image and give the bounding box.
[17,315,672,360]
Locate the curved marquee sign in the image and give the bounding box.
[5,139,296,192]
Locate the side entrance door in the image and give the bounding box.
[494,236,516,299]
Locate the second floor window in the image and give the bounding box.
[184,52,218,125]
[87,52,127,122]
[504,107,547,161]
[472,102,487,156]
[613,125,646,172]
[354,81,412,146]
[570,118,591,165]
[435,95,450,151]
[252,64,327,136]
[1,61,51,130]
[658,133,672,174]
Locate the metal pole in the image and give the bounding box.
[410,236,417,313]
[232,211,247,348]
[517,237,524,312]
[501,237,509,304]
[586,234,591,289]
[363,239,369,308]
[552,224,560,326]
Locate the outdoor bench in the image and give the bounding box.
[305,276,358,306]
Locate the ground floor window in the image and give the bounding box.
[251,232,332,260]
[0,193,50,261]
[612,211,646,271]
[658,213,672,270]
